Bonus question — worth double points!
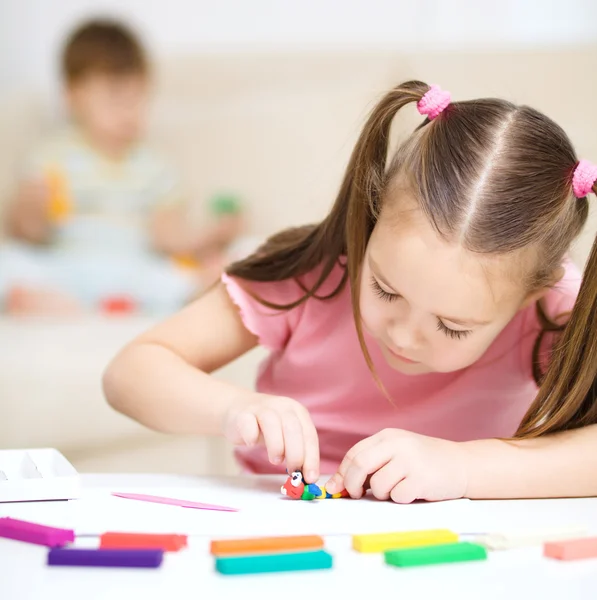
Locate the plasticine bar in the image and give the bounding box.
[353,529,458,553]
[385,542,487,567]
[210,535,324,556]
[215,549,332,575]
[544,537,597,561]
[100,532,187,552]
[0,517,74,547]
[475,526,586,550]
[48,548,164,568]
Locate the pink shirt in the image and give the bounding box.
[222,260,580,475]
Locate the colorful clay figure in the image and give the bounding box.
[280,471,348,501]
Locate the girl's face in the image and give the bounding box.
[360,203,540,375]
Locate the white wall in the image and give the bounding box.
[1,0,596,96]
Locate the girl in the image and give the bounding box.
[103,80,597,503]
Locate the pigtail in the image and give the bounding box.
[227,81,432,315]
[343,81,431,375]
[516,181,597,438]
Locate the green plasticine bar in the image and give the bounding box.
[384,542,487,567]
[215,549,333,575]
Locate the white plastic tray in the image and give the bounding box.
[0,448,80,503]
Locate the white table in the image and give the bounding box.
[2,474,597,600]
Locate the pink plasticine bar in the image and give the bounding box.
[0,517,74,547]
[544,537,597,561]
[111,492,239,512]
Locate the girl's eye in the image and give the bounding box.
[371,275,473,340]
[370,277,399,303]
[437,319,472,340]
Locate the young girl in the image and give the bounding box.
[103,80,597,503]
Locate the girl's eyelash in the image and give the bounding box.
[437,320,472,340]
[370,277,399,302]
[371,275,472,340]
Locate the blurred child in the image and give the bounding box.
[2,19,243,315]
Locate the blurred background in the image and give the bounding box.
[1,0,596,476]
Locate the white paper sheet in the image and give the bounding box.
[0,475,485,537]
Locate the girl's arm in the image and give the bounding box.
[103,282,321,478]
[326,425,597,502]
[103,282,259,434]
[463,425,597,498]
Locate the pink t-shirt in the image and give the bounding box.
[222,259,581,475]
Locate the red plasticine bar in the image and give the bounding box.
[100,532,187,552]
[544,537,597,561]
[0,517,74,547]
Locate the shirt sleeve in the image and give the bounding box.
[20,142,54,180]
[221,273,308,352]
[19,128,72,181]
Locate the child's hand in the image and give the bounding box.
[17,179,50,214]
[325,429,469,503]
[8,179,52,243]
[222,394,320,482]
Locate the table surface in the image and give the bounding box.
[2,473,597,600]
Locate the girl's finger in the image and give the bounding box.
[280,411,305,474]
[326,440,370,492]
[342,442,391,498]
[257,409,285,465]
[390,477,420,504]
[368,461,406,501]
[326,436,378,494]
[298,412,320,483]
[230,411,259,446]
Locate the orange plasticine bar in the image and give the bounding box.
[100,532,187,552]
[210,535,324,556]
[544,537,597,561]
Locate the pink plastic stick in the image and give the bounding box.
[111,492,239,512]
[0,517,75,547]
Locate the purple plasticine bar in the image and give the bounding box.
[0,517,74,547]
[48,548,164,568]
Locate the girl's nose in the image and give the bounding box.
[388,312,420,351]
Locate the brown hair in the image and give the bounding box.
[228,80,596,438]
[62,19,148,83]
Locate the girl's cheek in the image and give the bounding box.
[432,349,477,372]
[359,303,377,336]
[359,293,387,338]
[431,337,494,372]
[358,287,374,329]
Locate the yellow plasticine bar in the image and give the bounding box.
[352,529,458,553]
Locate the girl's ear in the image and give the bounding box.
[520,266,565,309]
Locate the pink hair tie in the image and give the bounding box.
[417,84,451,120]
[572,160,597,198]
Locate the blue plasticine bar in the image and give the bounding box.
[48,548,164,568]
[385,542,487,567]
[215,549,333,575]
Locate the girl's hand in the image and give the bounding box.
[222,394,320,482]
[325,429,469,503]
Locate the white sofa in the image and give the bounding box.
[1,49,596,474]
[0,314,266,474]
